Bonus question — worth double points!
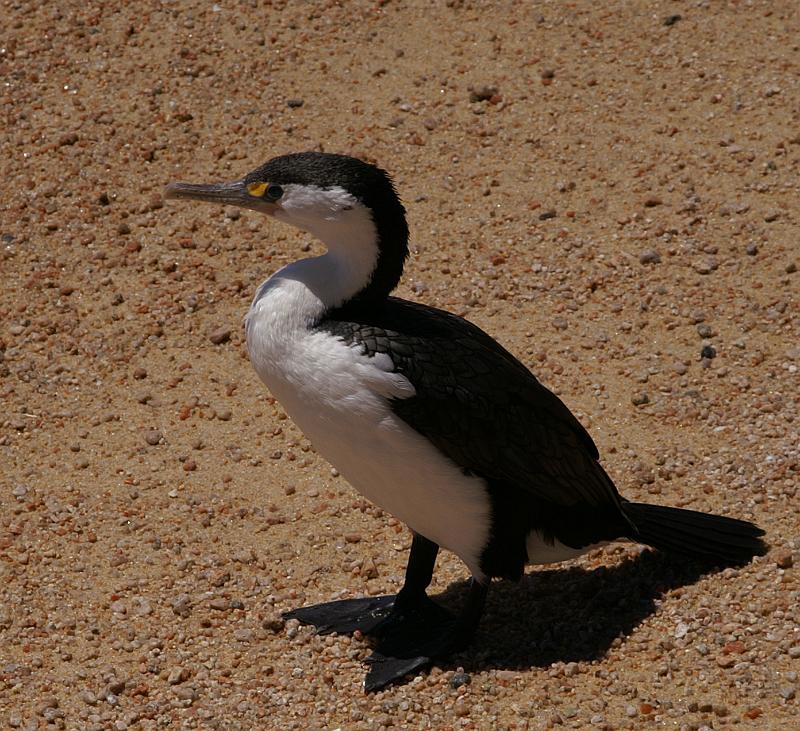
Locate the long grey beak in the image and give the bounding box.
[163,179,281,218]
[163,179,253,207]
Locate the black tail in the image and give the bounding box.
[622,502,766,564]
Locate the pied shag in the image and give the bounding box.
[165,152,765,691]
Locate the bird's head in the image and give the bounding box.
[165,151,409,302]
[165,152,407,248]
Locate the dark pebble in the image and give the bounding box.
[450,671,471,689]
[664,14,682,26]
[700,345,716,359]
[209,327,231,345]
[639,249,661,265]
[774,548,793,569]
[468,85,497,103]
[286,98,304,108]
[539,209,557,220]
[262,615,285,633]
[144,430,162,446]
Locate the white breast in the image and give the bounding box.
[245,268,492,579]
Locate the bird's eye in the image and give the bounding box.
[266,184,283,201]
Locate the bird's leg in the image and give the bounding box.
[364,577,490,692]
[282,533,440,637]
[367,533,450,637]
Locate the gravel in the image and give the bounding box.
[0,1,797,729]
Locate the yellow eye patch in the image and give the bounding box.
[247,181,269,197]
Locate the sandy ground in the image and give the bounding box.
[1,0,798,729]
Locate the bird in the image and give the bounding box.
[164,151,766,691]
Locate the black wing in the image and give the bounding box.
[321,297,623,510]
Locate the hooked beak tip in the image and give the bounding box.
[162,183,182,200]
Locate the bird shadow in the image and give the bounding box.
[429,549,726,673]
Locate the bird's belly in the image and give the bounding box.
[249,332,492,578]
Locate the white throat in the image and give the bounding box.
[245,185,381,373]
[271,184,380,310]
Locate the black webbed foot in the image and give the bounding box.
[285,591,469,692]
[281,591,454,642]
[365,607,476,691]
[283,535,489,691]
[282,594,396,636]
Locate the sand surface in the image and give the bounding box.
[1,1,798,729]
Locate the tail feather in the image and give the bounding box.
[622,502,766,564]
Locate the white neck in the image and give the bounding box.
[270,185,380,311]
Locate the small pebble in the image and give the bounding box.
[174,685,198,702]
[774,549,793,569]
[468,85,498,102]
[167,666,189,685]
[262,615,285,633]
[209,327,232,345]
[639,249,661,265]
[694,258,718,275]
[144,430,162,446]
[171,594,192,618]
[449,671,471,689]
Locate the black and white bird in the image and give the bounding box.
[165,152,765,690]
